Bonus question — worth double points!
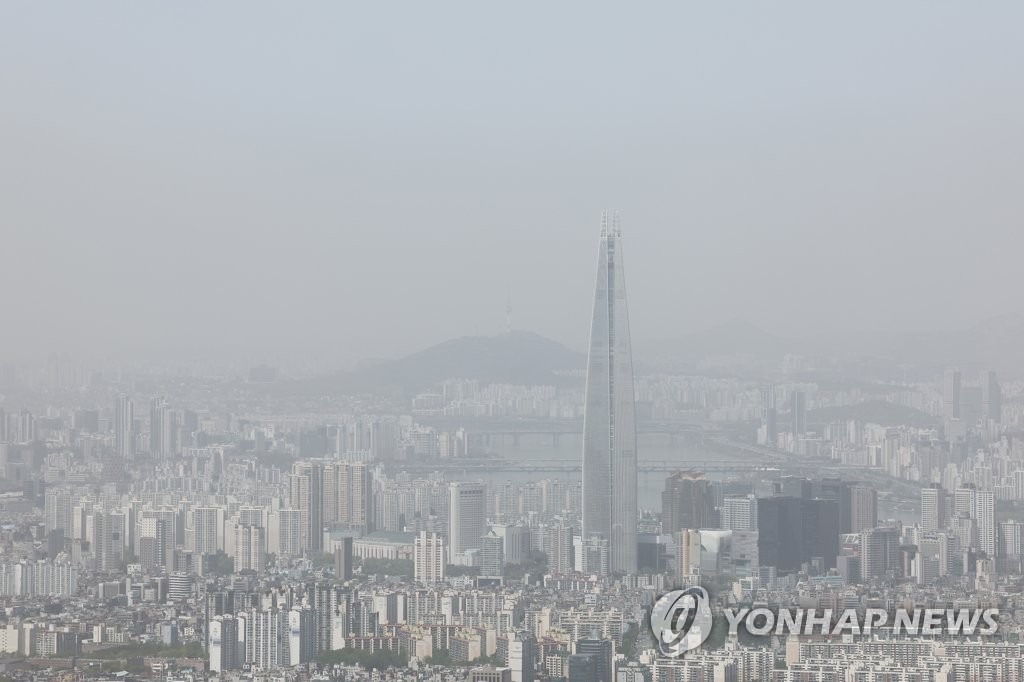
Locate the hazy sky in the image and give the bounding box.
[2,3,1022,367]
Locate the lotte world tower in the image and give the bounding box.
[582,211,638,574]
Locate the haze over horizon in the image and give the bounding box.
[2,6,1024,672]
[3,3,1022,366]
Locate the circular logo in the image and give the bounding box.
[650,587,713,656]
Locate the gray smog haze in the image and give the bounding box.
[1,3,1022,368]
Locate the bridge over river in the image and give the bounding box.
[417,416,727,448]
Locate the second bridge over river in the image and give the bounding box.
[386,457,781,476]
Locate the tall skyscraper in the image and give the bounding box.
[760,385,778,446]
[449,482,487,561]
[915,533,949,585]
[920,484,948,532]
[480,531,505,579]
[150,397,180,459]
[758,496,839,573]
[820,478,854,533]
[661,471,713,536]
[998,520,1023,570]
[982,370,1002,422]
[790,390,807,436]
[860,526,900,579]
[849,485,878,533]
[582,212,638,575]
[943,368,962,419]
[803,498,840,570]
[954,486,977,520]
[722,494,759,532]
[778,476,812,499]
[114,393,135,460]
[149,397,164,456]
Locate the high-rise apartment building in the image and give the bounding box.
[137,508,178,570]
[149,397,181,459]
[193,507,223,556]
[208,615,241,673]
[977,489,996,557]
[582,213,638,575]
[44,487,74,536]
[244,608,286,669]
[275,509,302,558]
[92,510,126,573]
[322,461,373,533]
[539,522,574,574]
[285,607,315,666]
[290,462,323,553]
[234,525,266,573]
[414,531,445,583]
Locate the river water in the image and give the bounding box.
[442,431,754,510]
[440,431,918,524]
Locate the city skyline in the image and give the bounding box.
[1,3,1022,679]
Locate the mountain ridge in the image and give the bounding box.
[298,331,584,395]
[290,313,1024,397]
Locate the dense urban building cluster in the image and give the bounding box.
[0,228,1021,682]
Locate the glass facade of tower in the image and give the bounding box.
[582,212,638,574]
